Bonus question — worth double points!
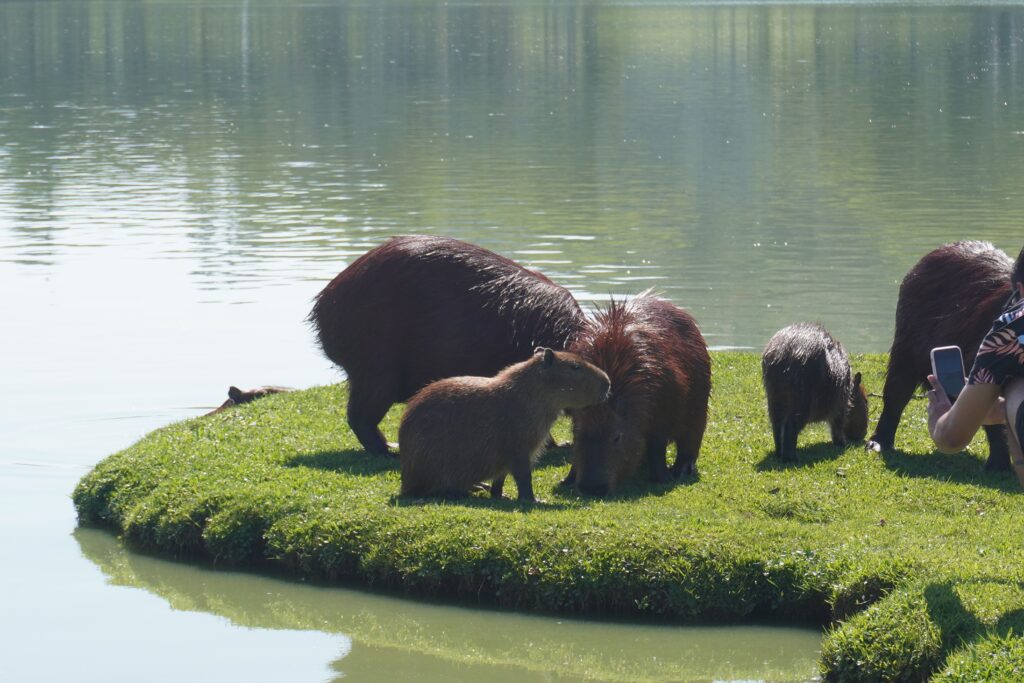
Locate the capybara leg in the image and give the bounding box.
[491,474,507,499]
[781,418,800,462]
[510,459,536,502]
[829,414,847,447]
[671,429,704,477]
[867,370,917,452]
[560,465,577,487]
[770,417,784,460]
[346,382,393,455]
[646,436,672,483]
[984,424,1011,471]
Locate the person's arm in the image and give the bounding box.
[927,377,1002,453]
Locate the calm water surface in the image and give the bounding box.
[5,0,1024,680]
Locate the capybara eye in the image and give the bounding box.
[571,363,581,371]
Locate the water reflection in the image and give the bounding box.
[2,1,1024,350]
[75,527,820,682]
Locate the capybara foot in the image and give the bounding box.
[865,439,887,453]
[983,425,1011,471]
[671,460,697,478]
[559,465,577,487]
[984,448,1011,472]
[358,430,393,456]
[649,468,673,484]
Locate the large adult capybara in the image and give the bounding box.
[866,240,1013,470]
[568,295,712,496]
[761,322,869,462]
[399,347,610,501]
[310,235,586,455]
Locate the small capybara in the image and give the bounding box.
[310,235,586,455]
[866,240,1012,470]
[761,323,869,462]
[568,294,712,496]
[399,347,610,501]
[205,385,293,415]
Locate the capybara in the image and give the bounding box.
[399,347,610,501]
[310,235,586,455]
[568,295,712,496]
[761,322,869,462]
[205,385,293,415]
[866,241,1013,470]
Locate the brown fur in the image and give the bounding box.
[399,348,610,501]
[205,385,292,416]
[762,322,868,461]
[569,295,712,496]
[867,241,1013,469]
[309,235,585,455]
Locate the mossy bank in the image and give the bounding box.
[73,352,1024,681]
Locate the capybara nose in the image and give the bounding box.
[577,482,608,497]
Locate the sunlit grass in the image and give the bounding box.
[73,352,1024,682]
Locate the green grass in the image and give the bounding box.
[73,352,1024,681]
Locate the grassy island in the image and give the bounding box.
[73,352,1024,681]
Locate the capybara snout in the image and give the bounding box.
[762,322,867,462]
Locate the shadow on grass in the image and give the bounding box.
[285,449,399,476]
[535,445,573,469]
[390,492,571,512]
[924,579,1024,651]
[879,449,1019,491]
[546,467,700,503]
[755,441,851,471]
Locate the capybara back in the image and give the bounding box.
[570,295,711,496]
[310,235,586,455]
[762,322,867,461]
[399,348,610,501]
[867,241,1012,469]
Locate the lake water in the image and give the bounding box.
[4,0,1024,680]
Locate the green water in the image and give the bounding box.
[4,0,1024,680]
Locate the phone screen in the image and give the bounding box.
[932,347,966,401]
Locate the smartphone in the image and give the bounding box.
[931,345,966,402]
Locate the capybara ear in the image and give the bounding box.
[540,348,555,368]
[853,372,862,387]
[534,346,549,356]
[228,386,242,402]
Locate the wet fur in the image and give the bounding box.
[205,385,292,416]
[399,349,610,501]
[868,241,1012,469]
[309,235,586,455]
[569,295,711,495]
[762,323,868,462]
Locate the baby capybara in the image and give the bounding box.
[569,295,711,496]
[205,385,292,415]
[762,323,868,462]
[310,235,586,455]
[399,348,610,502]
[866,241,1012,470]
